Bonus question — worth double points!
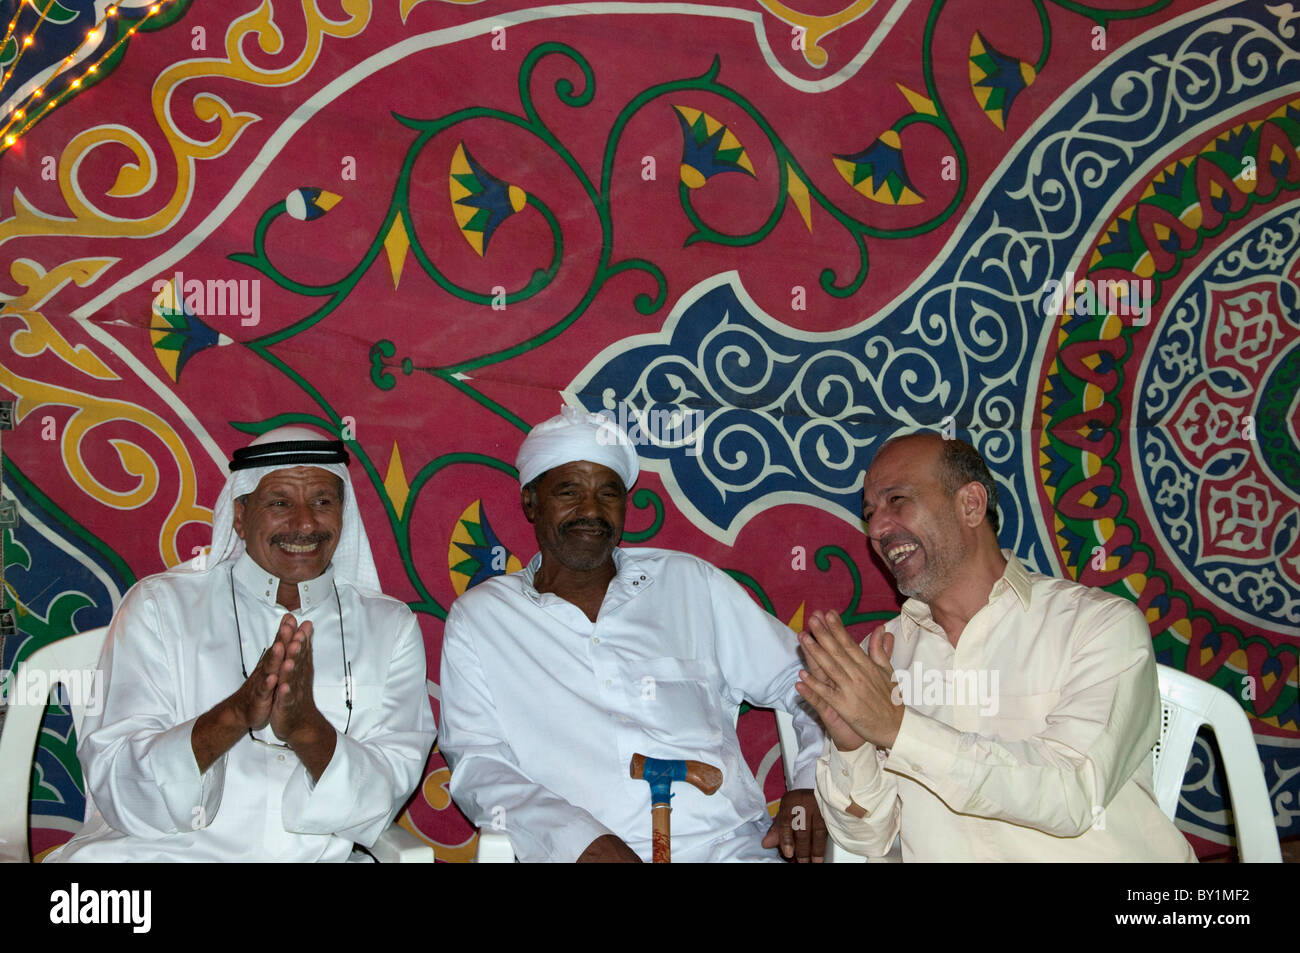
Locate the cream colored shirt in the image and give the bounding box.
[816,553,1196,862]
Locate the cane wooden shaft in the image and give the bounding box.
[651,804,671,864]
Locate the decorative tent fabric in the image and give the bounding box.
[1,0,1297,861]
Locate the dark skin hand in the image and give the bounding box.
[191,614,336,782]
[577,833,643,863]
[192,618,288,774]
[762,788,828,862]
[269,617,337,780]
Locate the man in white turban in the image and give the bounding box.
[439,406,827,862]
[50,426,436,862]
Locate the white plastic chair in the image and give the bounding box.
[475,705,863,861]
[1153,664,1281,863]
[0,627,432,862]
[0,628,105,862]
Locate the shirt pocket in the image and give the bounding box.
[985,691,1060,743]
[615,656,725,764]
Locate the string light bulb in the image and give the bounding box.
[2,1,174,153]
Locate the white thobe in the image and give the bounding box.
[816,553,1197,862]
[439,547,824,862]
[49,552,436,862]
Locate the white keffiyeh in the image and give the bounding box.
[206,426,382,591]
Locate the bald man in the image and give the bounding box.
[798,434,1195,861]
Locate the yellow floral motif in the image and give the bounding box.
[400,0,485,24]
[0,0,372,251]
[1,258,119,379]
[0,368,212,568]
[758,0,879,69]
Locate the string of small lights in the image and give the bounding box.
[0,0,62,95]
[1,2,171,152]
[0,1,39,68]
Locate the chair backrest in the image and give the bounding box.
[1152,663,1281,863]
[0,627,108,863]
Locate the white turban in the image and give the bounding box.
[206,425,382,591]
[517,404,639,490]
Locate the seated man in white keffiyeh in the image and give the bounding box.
[50,426,436,862]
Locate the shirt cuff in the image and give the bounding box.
[282,730,372,835]
[152,717,225,832]
[549,815,621,864]
[819,740,890,816]
[791,762,818,791]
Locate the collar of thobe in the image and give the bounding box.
[230,550,339,612]
[520,548,653,608]
[898,550,1034,640]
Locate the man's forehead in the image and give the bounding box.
[542,460,625,487]
[863,437,943,495]
[252,466,343,493]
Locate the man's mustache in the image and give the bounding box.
[560,519,613,537]
[270,532,333,546]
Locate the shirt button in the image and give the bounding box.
[593,637,600,644]
[605,679,613,688]
[632,581,639,587]
[277,754,286,763]
[639,575,646,580]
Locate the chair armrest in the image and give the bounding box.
[474,830,516,862]
[368,822,435,863]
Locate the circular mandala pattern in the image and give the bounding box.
[1135,202,1300,631]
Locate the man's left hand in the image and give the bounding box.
[762,788,827,862]
[269,619,337,779]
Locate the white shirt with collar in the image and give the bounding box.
[816,551,1197,861]
[438,547,824,862]
[50,551,436,862]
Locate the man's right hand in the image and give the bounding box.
[796,613,901,751]
[576,834,642,863]
[192,614,296,774]
[232,614,296,731]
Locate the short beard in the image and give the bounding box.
[550,520,616,572]
[896,538,964,603]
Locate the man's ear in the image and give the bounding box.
[957,481,987,528]
[520,486,537,524]
[233,498,248,540]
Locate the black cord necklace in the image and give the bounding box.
[230,566,353,747]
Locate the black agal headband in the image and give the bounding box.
[228,439,350,472]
